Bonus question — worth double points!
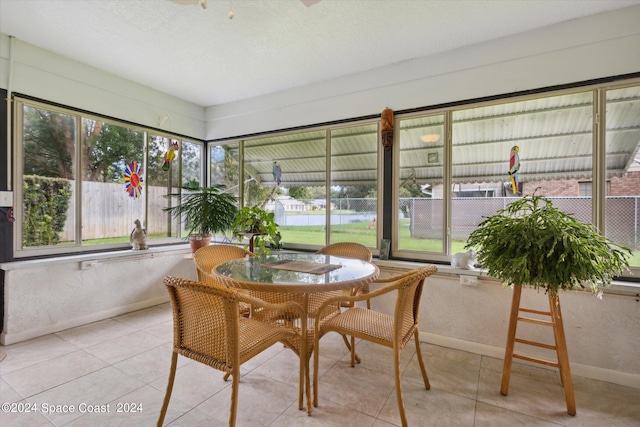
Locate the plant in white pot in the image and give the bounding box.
[164,183,238,253]
[465,191,630,415]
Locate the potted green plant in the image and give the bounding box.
[465,192,631,296]
[465,191,631,415]
[232,206,282,257]
[164,183,238,253]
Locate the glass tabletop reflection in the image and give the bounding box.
[214,252,379,293]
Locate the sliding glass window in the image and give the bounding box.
[14,98,198,256]
[329,123,379,247]
[605,85,640,268]
[396,115,445,256]
[234,121,379,250]
[450,91,594,255]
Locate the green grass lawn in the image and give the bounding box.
[280,219,640,266]
[81,219,640,267]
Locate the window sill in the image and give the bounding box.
[373,259,640,297]
[0,244,192,271]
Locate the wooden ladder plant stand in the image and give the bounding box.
[500,285,576,415]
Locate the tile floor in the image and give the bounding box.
[1,303,638,426]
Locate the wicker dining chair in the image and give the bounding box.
[312,265,438,427]
[316,242,373,308]
[193,244,254,315]
[157,276,304,427]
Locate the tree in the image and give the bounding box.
[82,119,144,182]
[288,186,315,202]
[23,106,75,179]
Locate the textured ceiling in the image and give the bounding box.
[1,0,639,107]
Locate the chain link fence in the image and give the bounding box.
[405,196,639,250]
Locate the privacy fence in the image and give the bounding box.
[55,185,638,250]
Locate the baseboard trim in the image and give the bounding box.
[420,332,640,389]
[1,295,169,345]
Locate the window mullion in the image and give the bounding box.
[593,88,606,234]
[443,111,453,255]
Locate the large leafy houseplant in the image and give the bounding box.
[465,193,631,297]
[232,206,282,256]
[164,184,238,252]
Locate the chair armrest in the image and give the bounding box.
[314,278,406,321]
[368,269,415,284]
[236,292,305,318]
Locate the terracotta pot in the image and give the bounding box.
[189,234,212,253]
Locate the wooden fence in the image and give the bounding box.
[60,181,174,241]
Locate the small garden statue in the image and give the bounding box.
[130,219,148,250]
[450,249,477,269]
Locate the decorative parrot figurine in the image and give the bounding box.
[508,145,520,195]
[273,161,282,186]
[162,141,180,171]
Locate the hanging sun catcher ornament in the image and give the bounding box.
[124,161,144,199]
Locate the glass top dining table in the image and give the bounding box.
[213,252,379,293]
[212,252,379,415]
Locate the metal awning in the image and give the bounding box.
[235,87,640,187]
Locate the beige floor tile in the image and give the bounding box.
[149,359,231,408]
[64,384,192,427]
[240,342,290,374]
[481,355,560,384]
[165,407,227,426]
[474,402,565,426]
[1,303,637,427]
[1,378,24,403]
[251,346,306,386]
[421,342,482,367]
[141,320,174,341]
[403,350,480,399]
[112,306,173,331]
[476,366,575,425]
[316,362,396,417]
[340,338,415,375]
[372,419,399,427]
[55,319,137,349]
[83,330,166,364]
[572,375,640,404]
[378,380,476,427]
[562,387,640,427]
[2,350,107,397]
[0,335,79,375]
[27,366,145,425]
[195,371,299,426]
[276,397,378,426]
[0,399,55,426]
[113,343,192,384]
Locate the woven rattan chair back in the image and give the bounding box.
[193,244,254,284]
[157,276,302,427]
[193,245,254,315]
[313,265,438,427]
[317,242,372,309]
[316,242,372,262]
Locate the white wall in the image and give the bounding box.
[0,247,195,346]
[373,263,640,389]
[205,5,640,140]
[0,34,205,139]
